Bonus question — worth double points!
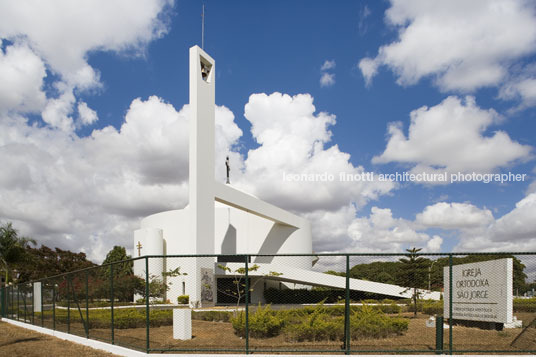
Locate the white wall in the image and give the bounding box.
[140,204,312,259]
[133,227,164,302]
[135,202,313,305]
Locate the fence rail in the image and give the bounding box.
[1,252,536,355]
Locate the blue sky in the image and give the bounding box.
[1,0,536,262]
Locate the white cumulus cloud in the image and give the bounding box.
[77,102,98,127]
[0,90,401,261]
[416,202,494,229]
[320,60,336,87]
[320,72,335,87]
[489,193,536,242]
[0,0,174,133]
[0,41,46,113]
[347,207,442,252]
[373,96,532,175]
[359,0,536,92]
[321,60,336,71]
[238,92,393,213]
[0,0,172,88]
[0,96,242,262]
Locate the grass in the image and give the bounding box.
[6,306,536,354]
[0,321,118,357]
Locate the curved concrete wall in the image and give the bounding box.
[139,204,312,270]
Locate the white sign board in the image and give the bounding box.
[444,258,513,324]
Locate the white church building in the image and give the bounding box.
[133,46,440,306]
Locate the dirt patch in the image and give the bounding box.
[0,321,118,357]
[3,314,535,355]
[106,314,534,354]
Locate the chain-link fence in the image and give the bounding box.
[1,253,536,354]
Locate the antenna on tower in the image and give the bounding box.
[201,4,205,49]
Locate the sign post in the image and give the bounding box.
[444,258,513,327]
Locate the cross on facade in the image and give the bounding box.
[136,241,143,257]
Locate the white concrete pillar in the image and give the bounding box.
[173,308,192,340]
[189,45,215,256]
[189,45,216,305]
[33,282,41,312]
[133,228,164,302]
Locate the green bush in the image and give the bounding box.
[422,300,443,316]
[36,307,173,329]
[375,302,401,314]
[381,299,395,304]
[34,302,409,342]
[177,295,189,304]
[362,299,379,304]
[284,303,408,342]
[300,304,345,316]
[232,304,284,338]
[406,301,423,313]
[193,310,232,322]
[284,308,343,342]
[404,299,442,315]
[514,298,536,312]
[351,304,408,339]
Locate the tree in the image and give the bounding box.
[432,254,527,293]
[325,270,345,277]
[396,248,429,317]
[217,264,282,313]
[102,246,132,278]
[0,222,35,285]
[350,261,400,284]
[15,245,96,282]
[100,246,142,302]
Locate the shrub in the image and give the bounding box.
[284,308,343,342]
[375,302,401,314]
[37,307,173,329]
[406,301,423,313]
[362,299,379,304]
[284,303,408,342]
[193,310,232,322]
[381,299,396,304]
[514,298,536,312]
[177,295,189,304]
[351,304,408,339]
[422,300,443,316]
[232,304,284,338]
[404,299,442,315]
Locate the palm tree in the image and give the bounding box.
[0,222,35,286]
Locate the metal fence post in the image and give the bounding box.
[110,263,114,344]
[245,254,249,355]
[449,254,453,355]
[52,283,56,331]
[41,280,44,327]
[9,285,15,319]
[67,277,71,334]
[435,315,444,354]
[344,254,351,355]
[23,285,27,322]
[145,256,150,353]
[31,282,34,324]
[17,285,19,320]
[0,286,4,318]
[10,286,13,319]
[85,270,89,338]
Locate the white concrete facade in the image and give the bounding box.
[133,45,440,306]
[133,45,313,306]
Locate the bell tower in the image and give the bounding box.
[189,45,215,255]
[189,45,216,305]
